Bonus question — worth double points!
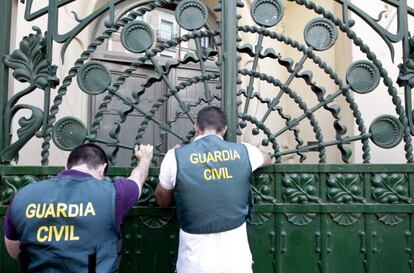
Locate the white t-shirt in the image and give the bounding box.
[158,135,264,273]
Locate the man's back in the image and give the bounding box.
[174,135,252,234]
[11,175,118,273]
[159,135,265,273]
[155,106,272,273]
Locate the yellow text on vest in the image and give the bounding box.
[36,225,79,242]
[189,149,242,181]
[24,202,96,242]
[204,167,233,180]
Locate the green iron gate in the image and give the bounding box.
[1,0,414,272]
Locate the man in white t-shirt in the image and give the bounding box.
[155,106,272,273]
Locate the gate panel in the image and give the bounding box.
[329,218,365,273]
[1,165,414,272]
[247,214,276,273]
[2,165,413,273]
[280,215,320,273]
[373,215,410,273]
[248,171,277,273]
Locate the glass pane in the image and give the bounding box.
[160,19,173,40]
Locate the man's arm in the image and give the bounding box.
[128,144,153,195]
[244,143,273,171]
[155,149,176,207]
[5,237,20,259]
[261,151,272,167]
[4,201,20,259]
[155,185,173,207]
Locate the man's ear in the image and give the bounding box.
[219,126,228,136]
[99,163,108,177]
[194,124,201,136]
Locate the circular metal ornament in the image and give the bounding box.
[369,115,403,149]
[251,0,284,27]
[121,21,154,53]
[52,117,87,151]
[77,61,111,95]
[346,60,380,94]
[175,0,208,31]
[304,18,338,51]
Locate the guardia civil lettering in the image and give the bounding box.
[189,149,241,164]
[189,149,241,181]
[25,202,96,218]
[25,202,96,243]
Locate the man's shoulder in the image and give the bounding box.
[10,178,54,211]
[163,147,178,160]
[14,178,53,195]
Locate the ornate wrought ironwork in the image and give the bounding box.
[0,0,414,166]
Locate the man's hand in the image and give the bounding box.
[261,151,272,167]
[128,144,154,200]
[134,144,153,162]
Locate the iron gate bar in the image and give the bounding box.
[220,0,239,142]
[0,0,13,153]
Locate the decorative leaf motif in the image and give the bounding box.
[376,213,404,226]
[140,216,172,229]
[283,174,320,203]
[372,174,411,203]
[330,213,361,226]
[248,212,272,225]
[397,35,414,88]
[283,174,319,226]
[249,174,274,225]
[285,213,316,226]
[327,174,365,203]
[3,27,59,89]
[251,174,276,204]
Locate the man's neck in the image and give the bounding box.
[194,133,223,142]
[197,130,223,137]
[68,165,101,179]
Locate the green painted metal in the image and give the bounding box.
[219,0,239,142]
[0,0,13,153]
[1,165,414,272]
[0,0,414,165]
[1,0,413,164]
[1,0,414,272]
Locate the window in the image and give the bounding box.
[200,36,212,48]
[159,19,174,40]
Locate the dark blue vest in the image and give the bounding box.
[174,135,252,234]
[11,175,120,273]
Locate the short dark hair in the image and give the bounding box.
[67,144,109,174]
[196,106,227,132]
